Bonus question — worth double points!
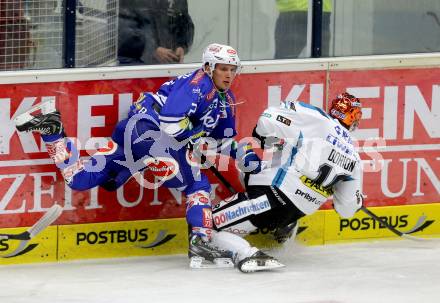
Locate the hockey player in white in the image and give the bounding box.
[209,93,364,273]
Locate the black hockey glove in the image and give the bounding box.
[101,178,118,192]
[100,169,132,192]
[100,170,119,192]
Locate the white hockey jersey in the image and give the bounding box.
[249,101,363,218]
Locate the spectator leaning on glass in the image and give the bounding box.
[118,0,153,64]
[117,0,194,65]
[141,0,194,64]
[274,0,332,58]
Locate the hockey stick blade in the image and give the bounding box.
[0,204,63,241]
[360,206,428,242]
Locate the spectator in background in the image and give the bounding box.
[274,0,332,59]
[117,1,153,65]
[142,0,194,64]
[117,0,194,65]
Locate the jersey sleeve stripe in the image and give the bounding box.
[159,115,186,122]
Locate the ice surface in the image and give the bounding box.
[1,239,439,303]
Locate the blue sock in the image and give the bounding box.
[42,134,63,142]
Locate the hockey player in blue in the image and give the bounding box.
[14,43,262,267]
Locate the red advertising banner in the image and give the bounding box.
[329,68,440,207]
[1,68,439,229]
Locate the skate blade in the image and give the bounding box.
[189,256,234,269]
[239,259,285,273]
[14,98,56,127]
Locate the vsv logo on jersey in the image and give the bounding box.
[200,99,220,131]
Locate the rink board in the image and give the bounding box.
[324,203,440,243]
[1,203,439,265]
[2,59,440,231]
[58,218,188,261]
[246,202,440,246]
[0,226,58,265]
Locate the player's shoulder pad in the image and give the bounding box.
[185,70,215,101]
[296,101,331,119]
[260,106,295,126]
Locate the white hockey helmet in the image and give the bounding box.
[202,43,241,73]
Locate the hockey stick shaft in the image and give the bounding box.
[360,206,426,241]
[191,147,238,194]
[0,204,63,241]
[208,165,238,195]
[360,206,404,237]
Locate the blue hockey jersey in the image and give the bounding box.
[110,68,240,195]
[129,68,237,142]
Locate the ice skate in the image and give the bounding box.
[237,250,285,273]
[188,234,234,269]
[14,99,63,135]
[273,221,299,244]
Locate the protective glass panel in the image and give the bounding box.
[0,0,64,70]
[118,0,199,65]
[182,0,319,62]
[75,0,118,67]
[330,0,440,56]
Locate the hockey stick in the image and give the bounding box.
[0,204,63,241]
[207,161,238,195]
[192,147,238,194]
[360,206,427,241]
